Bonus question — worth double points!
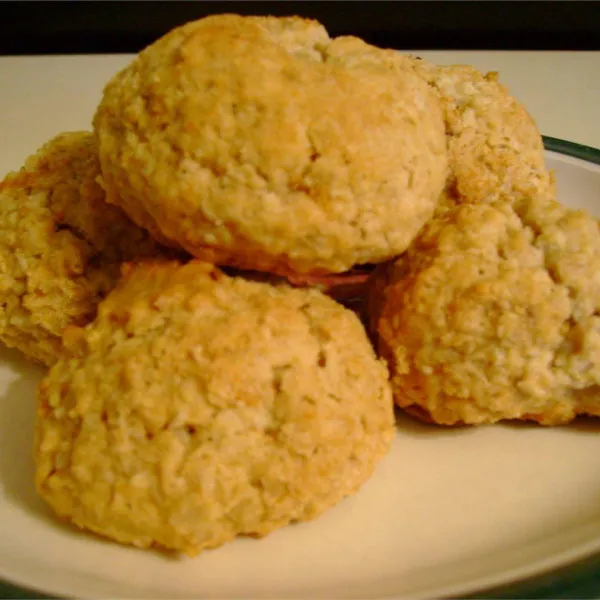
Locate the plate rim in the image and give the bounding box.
[543,135,600,166]
[1,136,600,600]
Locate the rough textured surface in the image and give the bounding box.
[368,200,600,426]
[36,260,395,555]
[0,132,170,366]
[93,14,448,276]
[407,59,555,213]
[295,39,554,214]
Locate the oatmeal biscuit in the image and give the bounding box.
[93,14,448,276]
[35,260,395,554]
[308,37,553,213]
[0,132,168,366]
[409,59,555,212]
[369,200,600,425]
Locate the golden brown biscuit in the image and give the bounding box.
[306,38,554,214]
[0,132,169,366]
[93,14,448,276]
[310,36,555,216]
[408,59,555,212]
[369,199,600,426]
[35,260,395,555]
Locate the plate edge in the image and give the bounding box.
[543,135,600,165]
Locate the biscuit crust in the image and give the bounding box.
[0,132,167,365]
[36,260,394,554]
[93,14,448,276]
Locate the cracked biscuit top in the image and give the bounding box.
[35,259,395,555]
[369,199,600,426]
[93,14,448,276]
[0,131,168,366]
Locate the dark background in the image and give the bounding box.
[0,1,599,55]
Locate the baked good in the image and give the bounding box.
[93,14,448,276]
[35,259,395,554]
[408,59,555,212]
[369,198,600,425]
[300,37,553,213]
[0,131,168,366]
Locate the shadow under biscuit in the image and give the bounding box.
[394,407,481,439]
[501,414,600,434]
[567,416,600,433]
[394,400,600,437]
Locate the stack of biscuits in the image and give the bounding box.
[1,14,598,556]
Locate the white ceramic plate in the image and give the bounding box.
[1,139,600,600]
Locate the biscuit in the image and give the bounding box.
[93,14,448,276]
[304,39,554,213]
[0,132,168,366]
[369,199,600,425]
[408,59,555,212]
[35,260,395,555]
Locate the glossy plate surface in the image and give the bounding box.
[0,139,600,599]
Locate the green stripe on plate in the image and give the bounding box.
[543,136,600,165]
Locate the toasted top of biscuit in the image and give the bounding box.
[94,14,448,275]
